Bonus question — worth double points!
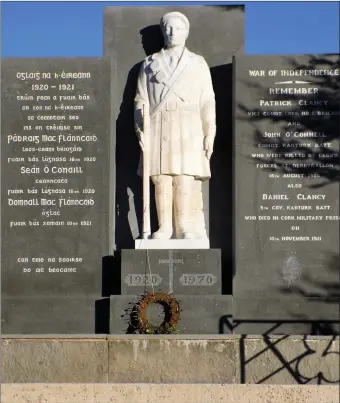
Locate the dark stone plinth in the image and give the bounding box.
[231,295,340,335]
[233,54,340,329]
[1,296,97,334]
[233,292,340,335]
[121,249,222,296]
[223,318,340,336]
[110,294,232,334]
[1,58,115,334]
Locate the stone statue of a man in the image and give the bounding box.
[134,11,216,240]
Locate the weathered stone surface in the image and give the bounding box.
[1,338,108,382]
[233,54,340,330]
[241,336,340,384]
[1,384,339,403]
[110,295,232,334]
[1,336,338,385]
[121,249,222,295]
[108,338,238,383]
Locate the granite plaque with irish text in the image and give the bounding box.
[233,54,340,333]
[1,58,115,334]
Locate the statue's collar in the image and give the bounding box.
[149,48,191,83]
[163,46,185,58]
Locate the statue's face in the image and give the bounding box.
[162,17,188,48]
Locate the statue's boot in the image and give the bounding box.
[152,182,173,240]
[174,184,195,240]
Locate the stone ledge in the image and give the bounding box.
[1,384,339,403]
[1,334,337,339]
[1,337,339,384]
[2,333,338,341]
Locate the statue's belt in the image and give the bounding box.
[151,100,199,114]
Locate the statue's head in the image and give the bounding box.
[160,12,190,48]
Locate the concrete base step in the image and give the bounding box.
[1,384,339,403]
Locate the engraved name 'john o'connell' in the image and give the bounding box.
[179,274,218,286]
[124,274,162,287]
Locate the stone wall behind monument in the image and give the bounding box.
[103,5,245,294]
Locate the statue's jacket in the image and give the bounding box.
[134,48,216,181]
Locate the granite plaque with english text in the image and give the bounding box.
[233,54,340,333]
[1,58,115,334]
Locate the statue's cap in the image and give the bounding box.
[160,12,190,30]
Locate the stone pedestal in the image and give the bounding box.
[110,249,230,334]
[121,249,221,295]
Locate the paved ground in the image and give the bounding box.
[1,383,339,403]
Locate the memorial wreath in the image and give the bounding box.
[136,292,181,334]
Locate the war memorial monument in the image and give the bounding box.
[1,5,339,400]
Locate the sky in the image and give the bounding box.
[0,1,339,57]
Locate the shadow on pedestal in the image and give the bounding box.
[95,254,121,334]
[210,63,234,295]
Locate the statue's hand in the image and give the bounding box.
[204,136,214,160]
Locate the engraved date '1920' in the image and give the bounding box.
[124,274,162,287]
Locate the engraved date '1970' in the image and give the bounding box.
[179,274,218,286]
